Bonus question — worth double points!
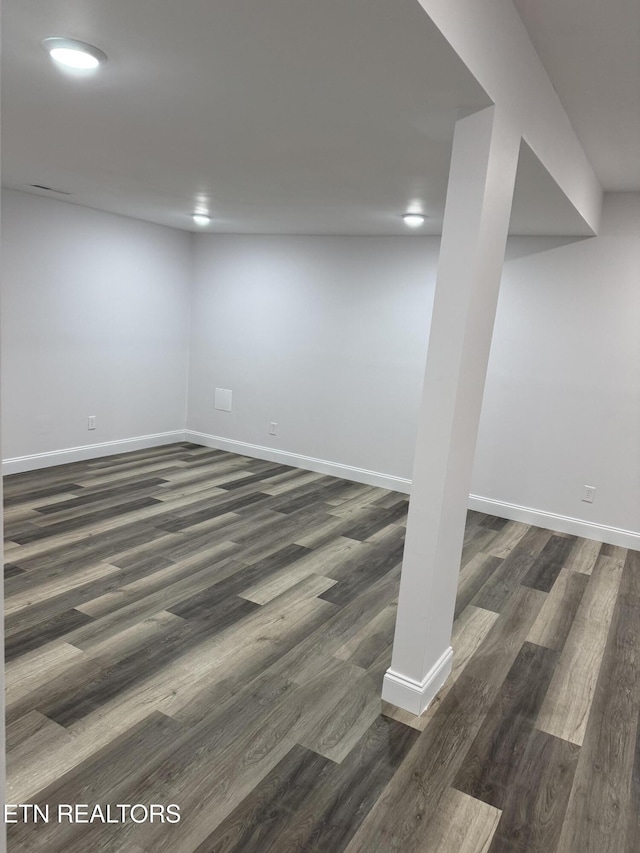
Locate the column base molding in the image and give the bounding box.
[381,646,453,717]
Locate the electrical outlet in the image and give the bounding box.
[582,485,596,503]
[88,415,96,431]
[269,422,278,436]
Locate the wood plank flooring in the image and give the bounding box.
[4,442,640,852]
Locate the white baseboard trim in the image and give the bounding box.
[185,430,412,493]
[3,431,187,475]
[184,432,639,547]
[16,425,631,549]
[382,647,454,716]
[469,494,640,550]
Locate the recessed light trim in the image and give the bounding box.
[42,38,107,70]
[192,213,211,227]
[402,213,426,228]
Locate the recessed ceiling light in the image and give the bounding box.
[402,213,426,228]
[42,38,107,71]
[192,213,211,227]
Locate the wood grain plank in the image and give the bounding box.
[527,568,590,651]
[626,702,640,853]
[536,554,625,745]
[564,537,603,575]
[6,611,186,727]
[297,670,381,762]
[195,716,418,853]
[237,534,351,603]
[521,534,577,593]
[5,642,85,708]
[6,710,62,753]
[418,787,501,853]
[554,584,640,852]
[4,445,636,852]
[318,527,405,606]
[344,675,498,853]
[488,730,580,853]
[5,561,125,616]
[7,712,183,853]
[7,715,75,804]
[5,608,95,662]
[11,496,165,544]
[455,553,504,618]
[334,602,397,669]
[274,716,418,853]
[464,586,547,687]
[69,553,244,647]
[81,658,365,852]
[338,499,408,541]
[485,521,530,559]
[471,537,543,613]
[453,642,559,808]
[190,745,334,853]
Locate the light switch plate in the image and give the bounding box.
[214,388,233,412]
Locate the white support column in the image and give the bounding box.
[382,105,521,715]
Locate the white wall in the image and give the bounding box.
[473,193,640,540]
[187,194,640,544]
[1,190,192,466]
[187,235,438,484]
[3,190,638,543]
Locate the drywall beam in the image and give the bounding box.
[416,0,602,234]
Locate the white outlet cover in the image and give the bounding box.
[214,388,233,412]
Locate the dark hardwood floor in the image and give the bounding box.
[3,443,639,851]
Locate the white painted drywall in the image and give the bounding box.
[3,190,638,540]
[187,234,439,480]
[1,190,192,461]
[187,194,640,542]
[473,192,640,535]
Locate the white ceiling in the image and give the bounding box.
[513,0,640,191]
[1,0,608,235]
